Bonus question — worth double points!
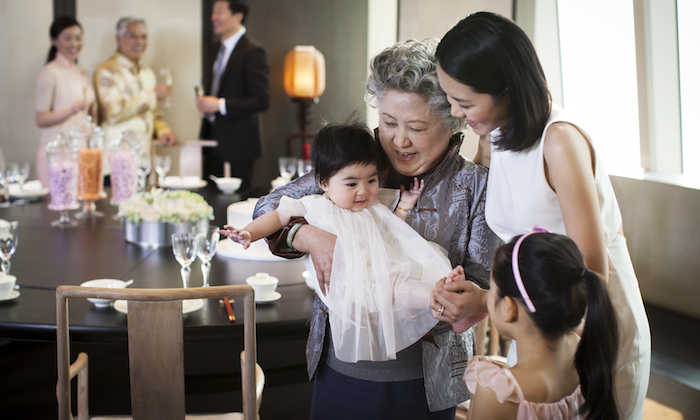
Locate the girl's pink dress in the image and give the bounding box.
[465,356,587,419]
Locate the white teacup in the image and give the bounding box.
[80,279,129,307]
[245,272,279,299]
[0,275,17,299]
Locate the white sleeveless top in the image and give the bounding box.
[484,105,651,419]
[485,105,621,243]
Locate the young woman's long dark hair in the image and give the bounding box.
[436,11,551,152]
[47,16,82,63]
[492,233,619,419]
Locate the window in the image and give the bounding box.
[678,0,700,179]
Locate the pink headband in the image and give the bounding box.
[511,226,549,313]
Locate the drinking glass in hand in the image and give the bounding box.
[160,68,173,108]
[0,221,19,275]
[154,155,171,187]
[196,227,220,287]
[171,233,198,288]
[278,157,297,182]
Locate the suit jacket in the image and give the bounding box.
[200,34,270,163]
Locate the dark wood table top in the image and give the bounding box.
[0,183,315,343]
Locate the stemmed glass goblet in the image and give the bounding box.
[154,155,171,187]
[9,162,30,205]
[196,227,220,287]
[172,233,198,288]
[278,157,297,183]
[297,159,313,177]
[136,151,151,192]
[0,221,19,275]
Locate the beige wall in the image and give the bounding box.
[0,0,53,165]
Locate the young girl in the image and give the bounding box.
[220,121,467,363]
[465,229,619,420]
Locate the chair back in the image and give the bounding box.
[56,285,256,420]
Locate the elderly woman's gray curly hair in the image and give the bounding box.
[365,39,466,133]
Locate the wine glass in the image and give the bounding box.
[0,221,19,275]
[278,157,297,182]
[172,233,198,288]
[196,227,220,287]
[154,155,171,187]
[8,163,30,205]
[297,159,313,177]
[160,68,173,108]
[136,151,151,192]
[0,170,10,208]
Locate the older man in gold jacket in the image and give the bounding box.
[94,16,176,174]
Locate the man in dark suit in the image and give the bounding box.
[197,0,270,194]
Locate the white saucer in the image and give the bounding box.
[9,187,49,201]
[216,238,289,262]
[256,291,281,303]
[160,176,207,190]
[113,298,204,314]
[0,290,20,301]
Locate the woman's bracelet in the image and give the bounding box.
[286,223,304,250]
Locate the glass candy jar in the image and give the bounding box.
[108,131,140,206]
[76,126,106,219]
[45,134,80,227]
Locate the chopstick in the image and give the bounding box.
[223,297,235,323]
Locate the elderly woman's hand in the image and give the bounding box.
[431,277,489,323]
[292,224,337,295]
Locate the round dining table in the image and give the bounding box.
[0,183,315,419]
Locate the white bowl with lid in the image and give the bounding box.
[245,272,279,299]
[80,279,130,307]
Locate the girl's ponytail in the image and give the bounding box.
[576,269,619,420]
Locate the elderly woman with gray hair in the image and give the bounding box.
[254,39,501,419]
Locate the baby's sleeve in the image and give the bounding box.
[276,195,308,220]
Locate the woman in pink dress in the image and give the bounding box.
[35,16,96,186]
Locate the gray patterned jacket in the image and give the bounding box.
[253,133,502,411]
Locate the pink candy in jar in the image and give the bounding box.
[47,159,80,210]
[110,149,139,205]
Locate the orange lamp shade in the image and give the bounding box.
[283,46,326,99]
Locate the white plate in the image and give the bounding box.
[160,176,207,190]
[0,290,19,301]
[9,187,49,200]
[113,298,204,314]
[256,291,281,303]
[216,238,289,262]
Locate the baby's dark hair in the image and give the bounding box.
[492,233,619,420]
[311,120,382,185]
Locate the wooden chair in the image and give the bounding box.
[56,285,263,420]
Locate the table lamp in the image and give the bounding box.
[283,46,326,159]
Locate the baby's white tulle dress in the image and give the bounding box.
[276,192,452,363]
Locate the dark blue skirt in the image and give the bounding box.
[310,361,457,420]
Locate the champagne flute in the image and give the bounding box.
[0,221,19,275]
[196,227,220,287]
[172,233,198,288]
[154,155,171,187]
[278,157,297,183]
[160,67,173,108]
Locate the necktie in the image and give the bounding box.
[210,44,226,96]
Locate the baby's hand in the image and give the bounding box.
[218,225,253,249]
[445,265,465,284]
[399,177,424,207]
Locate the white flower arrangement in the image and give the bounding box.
[118,188,214,224]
